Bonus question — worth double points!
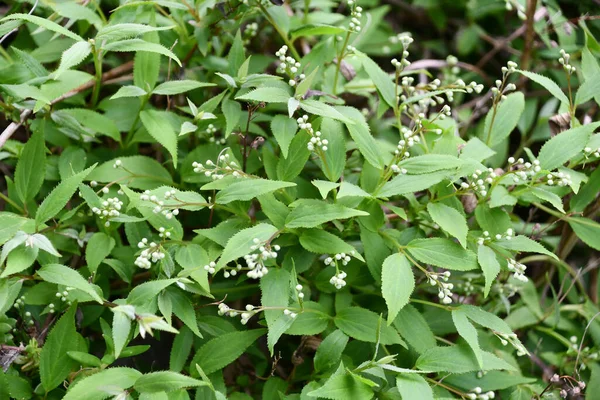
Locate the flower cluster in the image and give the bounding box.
[584,146,600,158]
[243,238,280,279]
[54,287,74,304]
[330,271,347,289]
[297,115,328,152]
[507,258,528,282]
[559,49,576,74]
[243,22,258,45]
[324,253,352,289]
[477,228,513,245]
[192,153,244,180]
[295,284,305,299]
[428,271,453,304]
[140,190,180,219]
[135,238,165,269]
[507,157,572,186]
[275,45,305,87]
[491,61,518,102]
[91,197,123,227]
[347,1,363,32]
[466,387,495,400]
[496,331,528,356]
[459,168,498,197]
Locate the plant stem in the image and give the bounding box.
[90,45,103,108]
[332,32,351,96]
[0,191,24,214]
[256,1,300,60]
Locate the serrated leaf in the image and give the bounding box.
[290,24,346,40]
[517,70,569,105]
[35,165,95,226]
[153,80,215,95]
[127,279,177,306]
[399,154,464,174]
[568,217,600,250]
[314,330,348,373]
[135,371,207,393]
[377,170,450,198]
[215,178,295,204]
[37,264,103,303]
[104,39,181,66]
[494,235,558,260]
[63,368,142,400]
[267,314,295,355]
[271,115,297,159]
[477,245,500,298]
[140,110,178,165]
[308,371,374,400]
[96,23,173,42]
[334,307,405,345]
[407,238,478,271]
[285,199,368,228]
[427,203,468,247]
[2,13,84,41]
[416,343,516,373]
[300,99,352,124]
[452,309,483,368]
[111,85,147,99]
[537,122,600,171]
[396,374,434,400]
[86,232,115,273]
[54,41,91,79]
[112,309,131,359]
[87,156,172,190]
[361,55,396,108]
[216,224,278,269]
[299,229,363,261]
[531,187,565,213]
[483,92,525,146]
[15,122,45,203]
[381,253,414,325]
[236,87,291,103]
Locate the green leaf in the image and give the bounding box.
[215,178,295,204]
[537,122,600,171]
[312,180,340,199]
[407,238,478,271]
[494,235,558,260]
[58,109,120,142]
[339,107,383,169]
[170,326,194,372]
[104,39,181,66]
[216,224,278,269]
[361,56,396,108]
[140,110,178,165]
[393,305,436,354]
[320,118,346,182]
[191,329,266,375]
[153,80,215,95]
[314,330,348,373]
[334,307,405,345]
[378,170,450,198]
[396,374,434,400]
[15,122,45,203]
[299,229,363,261]
[236,87,291,103]
[569,217,600,250]
[267,314,295,355]
[277,131,311,181]
[427,203,468,247]
[517,70,570,105]
[2,13,84,41]
[285,301,330,335]
[37,264,103,303]
[87,156,172,190]
[63,368,142,400]
[96,23,174,42]
[290,24,345,40]
[39,306,84,391]
[67,351,102,367]
[168,289,202,337]
[308,371,374,400]
[228,30,245,76]
[452,308,483,368]
[2,245,38,278]
[416,343,516,373]
[530,187,564,213]
[399,154,464,174]
[381,253,414,325]
[475,204,511,235]
[35,165,95,226]
[127,279,177,306]
[271,115,297,159]
[111,85,147,99]
[222,97,241,137]
[86,232,115,273]
[477,245,500,298]
[135,371,207,393]
[112,308,132,358]
[337,182,371,199]
[285,199,368,228]
[483,92,525,146]
[13,47,48,77]
[300,99,353,124]
[261,268,291,327]
[54,41,92,79]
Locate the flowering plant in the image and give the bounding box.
[0,0,599,399]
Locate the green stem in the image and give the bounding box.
[125,95,150,148]
[91,45,103,108]
[257,1,300,60]
[0,192,24,214]
[332,32,351,96]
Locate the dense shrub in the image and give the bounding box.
[1,0,600,399]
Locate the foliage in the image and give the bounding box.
[1,0,600,399]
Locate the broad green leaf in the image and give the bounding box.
[0,213,35,245]
[216,224,278,269]
[378,170,449,198]
[140,110,178,165]
[134,26,160,91]
[483,92,525,146]
[168,289,202,337]
[58,109,120,141]
[63,368,142,400]
[537,122,600,171]
[320,118,346,182]
[361,55,396,108]
[153,80,215,95]
[222,97,241,137]
[477,245,500,298]
[135,371,207,393]
[531,187,565,213]
[86,232,115,273]
[215,178,295,204]
[2,13,84,41]
[337,182,371,199]
[0,279,23,314]
[299,229,363,261]
[271,115,297,159]
[334,307,405,345]
[37,264,103,303]
[111,85,147,99]
[261,268,291,327]
[475,205,511,235]
[170,326,194,372]
[127,279,177,306]
[569,217,600,250]
[54,41,91,79]
[15,123,45,203]
[54,2,103,27]
[416,343,516,373]
[393,305,436,354]
[494,235,558,260]
[104,39,181,66]
[314,330,348,373]
[191,329,266,375]
[87,156,172,190]
[312,180,340,199]
[13,47,48,77]
[228,30,245,76]
[308,371,374,400]
[2,245,38,277]
[399,154,463,174]
[300,99,353,124]
[96,23,174,42]
[338,107,383,169]
[267,314,295,355]
[277,130,311,181]
[427,202,468,247]
[452,309,483,368]
[460,305,513,335]
[67,351,102,367]
[382,253,414,325]
[290,24,345,40]
[285,199,368,228]
[407,238,478,271]
[236,87,291,103]
[517,70,569,105]
[396,374,434,400]
[39,306,84,391]
[35,165,96,226]
[285,301,330,335]
[113,309,132,359]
